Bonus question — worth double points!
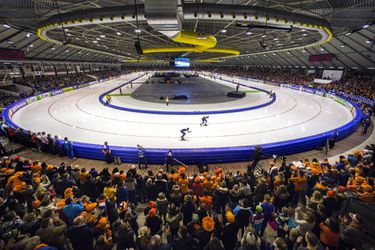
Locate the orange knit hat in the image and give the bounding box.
[202,216,215,232]
[226,211,235,223]
[32,200,41,208]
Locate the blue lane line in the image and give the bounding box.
[99,76,276,115]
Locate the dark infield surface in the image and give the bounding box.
[130,76,239,104]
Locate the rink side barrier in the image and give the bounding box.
[98,74,276,115]
[2,73,362,164]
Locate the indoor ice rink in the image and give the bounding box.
[0,0,374,249]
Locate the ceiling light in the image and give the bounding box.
[3,24,11,28]
[290,41,295,43]
[96,37,100,40]
[287,51,291,54]
[7,40,13,44]
[135,29,141,33]
[67,33,72,36]
[302,33,307,36]
[320,48,324,51]
[345,32,351,36]
[366,40,372,44]
[51,47,56,50]
[301,29,306,32]
[273,38,278,41]
[298,38,303,40]
[302,49,306,53]
[221,29,227,33]
[29,44,34,47]
[116,32,121,35]
[92,40,98,43]
[273,53,276,55]
[246,31,252,35]
[65,49,69,53]
[100,34,106,38]
[26,32,31,37]
[75,37,80,40]
[261,34,266,38]
[78,51,82,54]
[363,24,369,29]
[340,45,345,48]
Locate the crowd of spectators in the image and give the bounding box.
[0,69,133,108]
[12,73,95,94]
[0,138,374,249]
[209,68,374,106]
[0,93,19,109]
[89,70,130,80]
[314,74,375,101]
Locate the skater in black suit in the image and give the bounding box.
[180,128,191,140]
[200,116,209,126]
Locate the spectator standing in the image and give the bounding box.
[137,144,148,169]
[101,141,113,164]
[63,137,75,159]
[66,215,96,250]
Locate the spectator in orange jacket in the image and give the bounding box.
[319,218,340,248]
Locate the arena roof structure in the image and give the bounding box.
[0,0,374,70]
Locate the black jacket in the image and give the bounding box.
[67,224,96,250]
[222,222,239,250]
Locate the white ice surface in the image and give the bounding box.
[11,72,354,149]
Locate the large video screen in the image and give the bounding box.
[174,57,190,67]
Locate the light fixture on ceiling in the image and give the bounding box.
[273,38,278,40]
[302,49,306,53]
[366,40,372,44]
[301,29,306,32]
[135,29,141,33]
[320,48,324,51]
[26,32,32,37]
[246,31,252,35]
[340,45,345,48]
[261,34,266,38]
[363,24,370,29]
[116,32,121,35]
[51,47,56,50]
[100,34,106,38]
[221,29,227,33]
[93,40,98,43]
[287,51,290,54]
[7,40,13,44]
[302,33,307,36]
[65,49,69,53]
[345,32,351,36]
[96,37,101,40]
[67,33,72,36]
[29,44,34,47]
[3,24,11,28]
